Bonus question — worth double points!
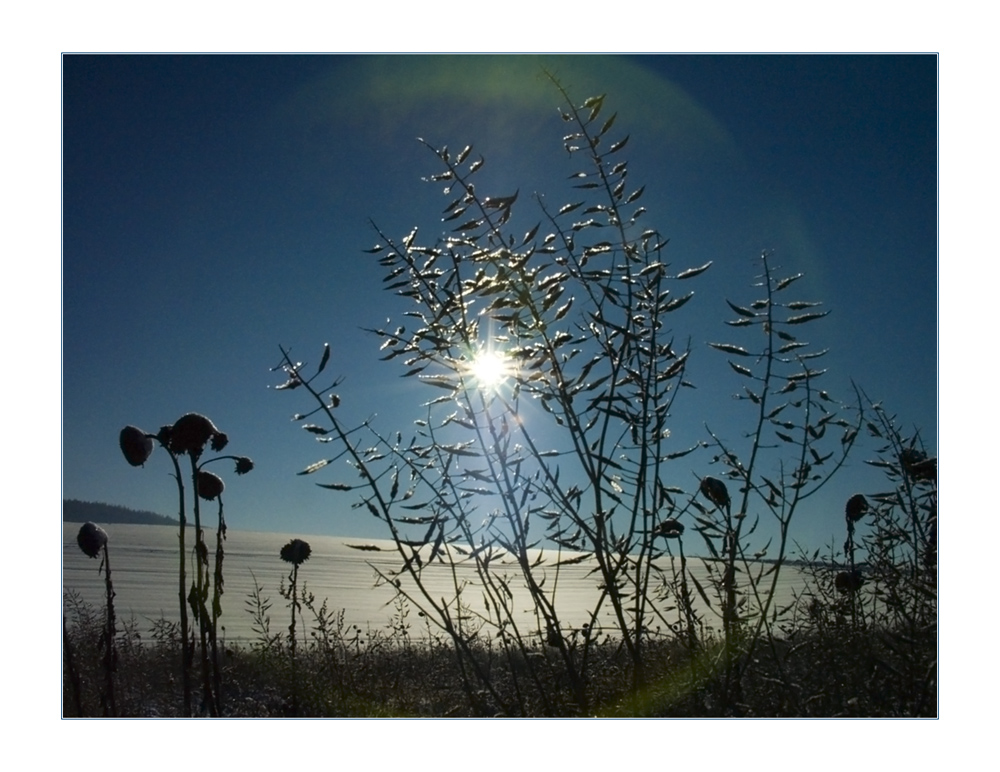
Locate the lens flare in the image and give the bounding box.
[469,350,511,391]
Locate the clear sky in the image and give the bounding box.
[62,54,937,551]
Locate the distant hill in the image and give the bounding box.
[63,499,180,527]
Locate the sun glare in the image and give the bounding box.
[469,350,511,390]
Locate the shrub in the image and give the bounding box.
[275,78,866,716]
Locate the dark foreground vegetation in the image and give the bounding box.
[63,585,935,717]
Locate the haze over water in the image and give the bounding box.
[63,523,813,645]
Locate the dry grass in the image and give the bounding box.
[63,589,935,718]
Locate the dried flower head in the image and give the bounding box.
[211,432,229,452]
[234,457,254,475]
[155,424,173,447]
[900,448,936,483]
[119,426,153,467]
[835,570,864,594]
[654,519,685,539]
[700,476,730,509]
[845,494,869,523]
[168,413,223,458]
[77,521,108,558]
[197,471,225,501]
[280,538,312,566]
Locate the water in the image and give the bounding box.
[62,522,814,644]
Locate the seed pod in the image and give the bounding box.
[77,521,108,558]
[845,494,869,522]
[234,457,254,475]
[700,476,730,509]
[654,519,685,538]
[197,471,225,501]
[119,426,153,467]
[280,538,312,566]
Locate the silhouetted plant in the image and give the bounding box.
[280,538,311,714]
[838,492,869,627]
[854,394,937,713]
[76,521,117,715]
[118,414,253,715]
[275,82,702,713]
[682,251,865,712]
[273,77,869,717]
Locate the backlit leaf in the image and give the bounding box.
[452,218,483,232]
[688,571,713,608]
[418,375,458,390]
[556,553,592,566]
[608,135,630,154]
[585,94,605,122]
[663,292,694,312]
[624,185,645,205]
[675,261,712,280]
[317,342,331,374]
[726,299,756,318]
[729,361,754,378]
[785,310,831,325]
[709,342,751,356]
[297,459,330,475]
[599,112,617,136]
[775,273,804,291]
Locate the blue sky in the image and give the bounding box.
[62,54,936,551]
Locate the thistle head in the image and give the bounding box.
[280,538,312,566]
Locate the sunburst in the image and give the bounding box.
[468,349,512,391]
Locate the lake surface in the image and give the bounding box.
[62,522,815,644]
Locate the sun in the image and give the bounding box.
[468,350,512,391]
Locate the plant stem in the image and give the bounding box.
[164,448,193,716]
[101,541,117,717]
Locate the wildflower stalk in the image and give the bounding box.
[100,537,117,716]
[120,416,251,717]
[211,495,225,711]
[281,538,311,716]
[188,454,216,715]
[163,443,193,716]
[76,522,117,716]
